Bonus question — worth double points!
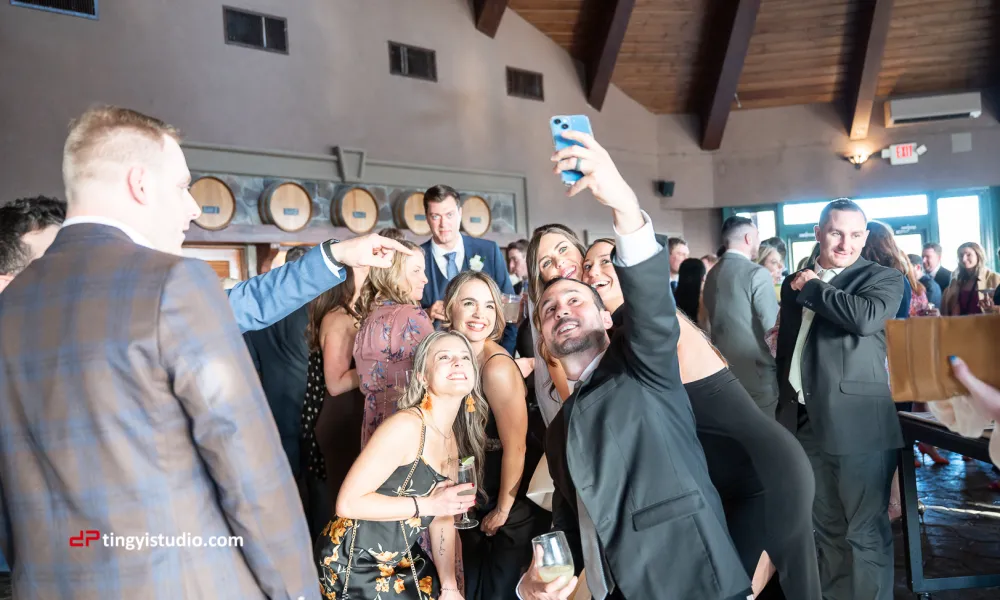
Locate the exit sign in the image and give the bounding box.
[881,142,926,165]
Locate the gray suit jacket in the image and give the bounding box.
[703,252,780,407]
[775,257,905,455]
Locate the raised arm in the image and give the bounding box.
[797,267,903,336]
[551,129,675,390]
[228,234,416,333]
[227,243,344,333]
[159,258,318,600]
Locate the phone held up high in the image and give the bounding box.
[550,115,594,187]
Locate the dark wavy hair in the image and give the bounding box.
[861,220,923,296]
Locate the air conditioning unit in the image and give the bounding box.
[884,92,982,127]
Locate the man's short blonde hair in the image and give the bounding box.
[62,106,181,200]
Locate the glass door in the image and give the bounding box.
[934,194,982,272]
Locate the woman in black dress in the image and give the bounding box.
[300,265,367,540]
[582,239,821,599]
[442,272,550,600]
[316,331,488,600]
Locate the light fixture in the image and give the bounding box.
[843,151,871,170]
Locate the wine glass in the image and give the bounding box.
[454,459,479,530]
[532,531,575,583]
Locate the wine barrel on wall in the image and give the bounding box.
[393,192,430,236]
[331,187,379,234]
[190,176,236,230]
[460,195,492,237]
[259,181,314,232]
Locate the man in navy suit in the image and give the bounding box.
[420,184,517,352]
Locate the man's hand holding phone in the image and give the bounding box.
[550,129,642,235]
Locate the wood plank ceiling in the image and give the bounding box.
[506,0,998,147]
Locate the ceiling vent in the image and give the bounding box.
[884,92,982,127]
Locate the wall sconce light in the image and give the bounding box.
[843,152,871,169]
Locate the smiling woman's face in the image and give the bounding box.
[423,335,475,398]
[449,279,498,343]
[536,232,584,283]
[583,242,622,307]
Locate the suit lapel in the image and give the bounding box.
[462,235,475,273]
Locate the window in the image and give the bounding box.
[389,42,437,81]
[735,209,777,241]
[507,67,544,101]
[790,241,817,270]
[224,7,288,54]
[11,0,96,18]
[936,195,981,272]
[782,195,929,226]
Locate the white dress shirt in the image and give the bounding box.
[62,216,342,276]
[519,210,662,600]
[430,237,465,279]
[788,267,842,403]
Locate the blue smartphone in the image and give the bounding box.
[550,115,594,186]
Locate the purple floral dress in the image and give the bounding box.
[354,301,433,450]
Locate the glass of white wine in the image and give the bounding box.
[454,457,479,530]
[532,531,575,583]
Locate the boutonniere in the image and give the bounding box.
[469,255,484,272]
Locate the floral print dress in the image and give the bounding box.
[354,302,433,449]
[315,413,448,600]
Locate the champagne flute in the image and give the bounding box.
[454,458,479,530]
[532,531,575,583]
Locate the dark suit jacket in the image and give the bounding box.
[775,257,905,455]
[919,274,942,308]
[420,234,517,352]
[243,304,310,477]
[933,266,952,292]
[546,245,749,600]
[0,225,317,599]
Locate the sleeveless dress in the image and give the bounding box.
[316,411,448,600]
[460,353,549,600]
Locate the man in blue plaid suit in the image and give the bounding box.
[0,106,411,599]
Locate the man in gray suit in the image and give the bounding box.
[703,216,780,417]
[775,199,904,600]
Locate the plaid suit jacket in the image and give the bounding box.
[0,224,319,600]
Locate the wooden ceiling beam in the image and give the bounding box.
[699,0,762,151]
[474,0,510,38]
[843,0,895,140]
[585,0,637,111]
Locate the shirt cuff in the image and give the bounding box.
[613,210,661,267]
[320,240,345,278]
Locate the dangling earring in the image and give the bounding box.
[466,395,476,413]
[421,393,433,411]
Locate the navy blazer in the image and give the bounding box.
[227,244,344,333]
[420,235,517,353]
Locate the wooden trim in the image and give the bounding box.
[255,243,280,275]
[473,0,508,38]
[699,0,762,151]
[586,0,636,112]
[844,0,895,140]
